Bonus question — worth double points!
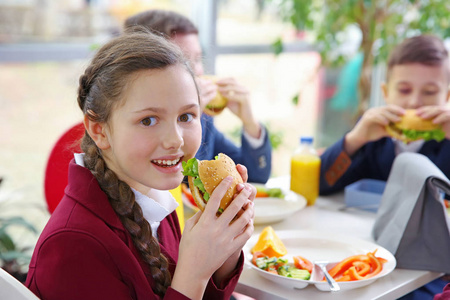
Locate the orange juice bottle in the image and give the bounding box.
[290,136,321,205]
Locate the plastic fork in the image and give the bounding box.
[314,261,340,292]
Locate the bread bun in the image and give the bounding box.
[395,109,439,131]
[188,153,243,213]
[198,153,243,211]
[203,96,227,116]
[188,176,206,211]
[385,124,405,141]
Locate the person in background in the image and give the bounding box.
[319,34,450,299]
[320,34,450,194]
[26,29,255,300]
[124,9,272,184]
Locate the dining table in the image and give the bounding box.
[233,176,443,300]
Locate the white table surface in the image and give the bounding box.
[235,177,442,300]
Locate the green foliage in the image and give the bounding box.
[0,217,38,280]
[268,0,450,117]
[268,0,450,67]
[271,38,284,55]
[291,94,299,106]
[275,0,315,31]
[228,123,285,150]
[89,43,101,51]
[0,216,38,274]
[268,126,284,150]
[0,177,41,277]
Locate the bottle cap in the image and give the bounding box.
[300,136,313,144]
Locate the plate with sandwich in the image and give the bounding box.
[385,109,445,143]
[252,184,307,225]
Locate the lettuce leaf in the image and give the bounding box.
[402,128,445,142]
[182,158,210,201]
[182,158,198,177]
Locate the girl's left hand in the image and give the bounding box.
[416,105,450,139]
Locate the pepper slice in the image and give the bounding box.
[364,252,382,279]
[293,255,313,273]
[325,250,387,282]
[352,261,371,276]
[327,255,369,278]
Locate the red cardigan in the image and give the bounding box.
[26,161,243,299]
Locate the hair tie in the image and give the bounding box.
[87,109,99,119]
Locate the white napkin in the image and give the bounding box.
[372,152,450,273]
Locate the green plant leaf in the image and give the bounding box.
[0,231,15,251]
[271,38,284,56]
[0,216,38,234]
[267,0,450,118]
[0,250,31,263]
[263,122,285,150]
[0,215,38,268]
[269,131,284,150]
[292,93,299,105]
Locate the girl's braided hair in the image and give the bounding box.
[77,28,195,296]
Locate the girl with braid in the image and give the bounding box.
[26,29,255,300]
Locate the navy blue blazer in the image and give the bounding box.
[319,136,450,195]
[196,114,272,183]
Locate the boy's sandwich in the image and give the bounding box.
[201,75,228,116]
[385,109,445,143]
[182,153,243,214]
[204,93,227,116]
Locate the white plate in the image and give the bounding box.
[183,183,307,223]
[244,230,396,291]
[252,183,307,225]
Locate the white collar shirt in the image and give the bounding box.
[73,153,178,240]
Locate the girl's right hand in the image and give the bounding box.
[171,176,254,298]
[344,104,405,156]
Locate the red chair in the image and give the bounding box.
[44,122,85,213]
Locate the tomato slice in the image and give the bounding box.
[293,255,313,273]
[252,251,266,266]
[181,183,197,207]
[267,265,278,274]
[256,190,269,198]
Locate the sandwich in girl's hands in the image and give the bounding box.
[182,153,243,214]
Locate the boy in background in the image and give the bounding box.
[320,34,450,195]
[320,35,450,299]
[124,10,272,184]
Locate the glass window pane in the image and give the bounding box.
[216,0,297,45]
[212,52,321,176]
